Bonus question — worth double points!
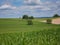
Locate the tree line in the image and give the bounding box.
[21,14,60,25]
[22,15,34,19]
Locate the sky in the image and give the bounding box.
[0,0,60,18]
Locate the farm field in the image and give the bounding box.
[0,18,60,45]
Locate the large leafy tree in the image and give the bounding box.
[22,15,28,19]
[53,14,60,17]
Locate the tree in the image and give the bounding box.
[53,14,60,17]
[22,15,34,25]
[27,19,33,25]
[46,19,52,24]
[27,16,34,25]
[22,15,28,19]
[29,16,34,19]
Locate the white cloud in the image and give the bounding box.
[23,0,59,11]
[32,0,41,4]
[0,4,17,10]
[16,5,51,12]
[40,1,59,11]
[56,1,60,4]
[24,0,31,4]
[0,0,60,17]
[43,1,52,4]
[24,0,41,5]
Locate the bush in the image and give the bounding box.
[46,19,52,24]
[27,19,33,25]
[22,15,28,19]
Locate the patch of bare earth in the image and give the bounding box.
[52,18,60,24]
[41,18,60,24]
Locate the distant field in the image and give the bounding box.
[0,18,60,45]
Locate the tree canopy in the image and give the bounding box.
[22,15,34,19]
[22,15,28,19]
[53,14,60,17]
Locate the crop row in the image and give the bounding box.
[0,29,60,45]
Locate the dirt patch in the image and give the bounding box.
[52,18,60,24]
[41,18,60,24]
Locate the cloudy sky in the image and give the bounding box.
[0,0,60,18]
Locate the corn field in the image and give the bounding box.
[0,29,60,45]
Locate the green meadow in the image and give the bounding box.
[0,18,60,45]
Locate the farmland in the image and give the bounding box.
[0,18,60,45]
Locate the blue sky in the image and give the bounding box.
[0,0,60,18]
